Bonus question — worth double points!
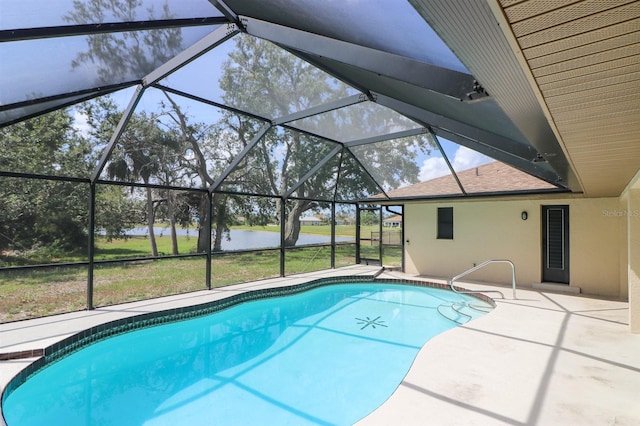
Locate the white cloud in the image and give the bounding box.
[451,146,492,170]
[72,109,91,138]
[418,156,449,181]
[418,146,492,182]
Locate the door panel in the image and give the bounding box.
[542,205,570,283]
[356,205,382,266]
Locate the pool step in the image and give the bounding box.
[437,301,493,324]
[467,301,494,313]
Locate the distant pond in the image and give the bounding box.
[125,227,353,251]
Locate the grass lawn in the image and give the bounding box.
[94,235,199,260]
[0,224,400,322]
[0,242,362,322]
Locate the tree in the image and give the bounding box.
[155,137,187,255]
[217,36,346,245]
[0,107,137,262]
[96,106,179,256]
[0,109,91,258]
[64,0,184,84]
[65,0,431,251]
[217,36,431,245]
[65,0,191,255]
[94,184,141,241]
[360,209,380,226]
[64,0,252,253]
[158,93,225,252]
[78,97,157,244]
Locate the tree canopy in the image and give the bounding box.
[0,8,430,260]
[0,108,137,263]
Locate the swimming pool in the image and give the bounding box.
[2,278,492,425]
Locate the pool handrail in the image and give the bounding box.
[449,259,517,299]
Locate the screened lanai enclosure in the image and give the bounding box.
[0,0,571,321]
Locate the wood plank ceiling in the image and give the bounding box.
[497,0,640,197]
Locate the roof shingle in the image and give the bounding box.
[381,161,558,198]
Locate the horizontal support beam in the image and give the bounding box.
[96,179,208,193]
[242,16,478,101]
[433,126,565,188]
[345,127,429,148]
[0,170,90,184]
[0,17,228,42]
[273,94,367,125]
[375,93,566,188]
[375,93,539,161]
[0,81,137,114]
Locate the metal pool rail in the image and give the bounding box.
[449,259,517,299]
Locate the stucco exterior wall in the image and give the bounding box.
[619,192,630,300]
[627,187,640,333]
[404,197,622,298]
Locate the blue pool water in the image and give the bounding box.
[2,283,490,425]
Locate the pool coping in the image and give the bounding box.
[0,270,493,424]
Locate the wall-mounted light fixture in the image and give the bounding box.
[521,211,528,221]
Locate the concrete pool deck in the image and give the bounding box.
[2,265,640,425]
[359,270,640,425]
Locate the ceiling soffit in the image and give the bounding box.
[495,0,640,197]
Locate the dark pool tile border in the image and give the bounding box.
[0,350,44,361]
[1,276,493,407]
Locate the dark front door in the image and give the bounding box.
[542,205,570,284]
